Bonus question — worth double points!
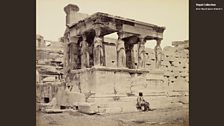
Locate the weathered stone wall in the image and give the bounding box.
[144,40,189,93]
[36,83,63,103]
[93,70,165,96]
[36,35,64,83]
[62,69,96,93]
[36,35,65,107]
[61,39,189,98]
[36,36,189,112]
[69,68,151,96]
[103,43,117,68]
[161,40,189,92]
[145,48,156,70]
[95,70,132,95]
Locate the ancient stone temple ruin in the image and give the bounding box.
[36,4,189,114]
[63,4,165,94]
[59,4,169,112]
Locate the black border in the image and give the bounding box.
[0,0,36,125]
[1,0,224,125]
[190,0,224,125]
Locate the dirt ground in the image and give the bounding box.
[36,104,188,126]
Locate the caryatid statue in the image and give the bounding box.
[138,38,146,69]
[154,39,163,69]
[93,31,104,66]
[67,34,79,70]
[117,32,126,68]
[80,35,90,68]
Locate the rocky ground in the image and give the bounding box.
[36,104,188,126]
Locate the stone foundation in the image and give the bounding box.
[69,67,157,95]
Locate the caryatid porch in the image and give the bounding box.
[63,4,166,95]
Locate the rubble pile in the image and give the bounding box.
[36,35,65,111]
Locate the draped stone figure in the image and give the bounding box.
[80,36,90,68]
[94,36,104,66]
[154,39,163,68]
[117,38,126,68]
[138,43,145,68]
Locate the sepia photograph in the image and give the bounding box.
[36,0,189,126]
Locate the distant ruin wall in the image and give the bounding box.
[145,40,189,92]
[162,40,189,92]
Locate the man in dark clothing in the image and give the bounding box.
[136,92,151,111]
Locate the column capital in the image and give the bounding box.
[139,37,146,45]
[69,36,80,43]
[156,38,163,46]
[81,34,87,41]
[94,28,102,37]
[117,32,125,39]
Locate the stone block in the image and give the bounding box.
[179,71,189,77]
[163,46,175,52]
[166,57,175,62]
[172,61,180,67]
[173,78,189,91]
[175,67,185,73]
[172,70,180,77]
[168,91,182,97]
[131,84,147,93]
[161,60,170,66]
[185,76,189,82]
[78,102,98,114]
[165,70,174,77]
[104,44,117,68]
[168,77,176,84]
[178,96,189,104]
[57,90,85,107]
[44,109,63,113]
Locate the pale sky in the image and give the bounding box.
[37,0,189,48]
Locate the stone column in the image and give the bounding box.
[36,35,45,48]
[137,37,146,69]
[80,34,90,68]
[63,35,69,70]
[126,37,137,69]
[68,36,80,70]
[93,29,104,66]
[64,4,80,26]
[131,44,137,69]
[154,38,163,69]
[117,32,126,68]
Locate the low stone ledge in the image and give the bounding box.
[78,102,98,114]
[71,67,150,74]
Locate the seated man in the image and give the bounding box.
[136,92,151,111]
